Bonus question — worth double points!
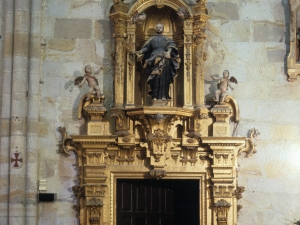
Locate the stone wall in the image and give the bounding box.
[205,0,300,224]
[38,0,114,224]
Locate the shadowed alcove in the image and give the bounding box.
[134,6,184,107]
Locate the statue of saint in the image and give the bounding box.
[136,23,181,102]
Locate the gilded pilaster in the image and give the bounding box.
[110,13,128,108]
[287,0,300,81]
[202,137,245,225]
[124,22,136,108]
[192,4,209,108]
[183,19,193,108]
[194,34,206,107]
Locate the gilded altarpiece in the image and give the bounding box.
[59,1,255,225]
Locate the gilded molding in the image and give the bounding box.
[287,0,300,81]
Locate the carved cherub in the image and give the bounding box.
[211,70,237,105]
[75,65,103,100]
[177,7,190,21]
[132,11,147,24]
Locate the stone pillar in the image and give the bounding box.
[9,0,30,224]
[26,0,42,224]
[183,19,193,109]
[0,1,14,224]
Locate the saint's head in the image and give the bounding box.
[155,23,164,34]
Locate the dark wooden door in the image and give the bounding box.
[117,179,199,225]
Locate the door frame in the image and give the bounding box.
[110,171,208,225]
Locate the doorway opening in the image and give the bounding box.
[117,179,200,225]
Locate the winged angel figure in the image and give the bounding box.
[74,65,103,101]
[211,70,237,105]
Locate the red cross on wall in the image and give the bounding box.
[11,152,23,168]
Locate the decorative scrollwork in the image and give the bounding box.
[58,126,77,155]
[148,129,172,147]
[233,186,245,200]
[239,128,260,157]
[72,185,84,199]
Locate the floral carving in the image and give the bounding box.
[148,129,172,147]
[184,35,192,82]
[214,199,231,225]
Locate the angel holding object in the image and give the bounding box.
[211,70,237,105]
[74,65,103,101]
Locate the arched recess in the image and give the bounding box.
[110,0,209,109]
[134,6,185,106]
[128,0,192,15]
